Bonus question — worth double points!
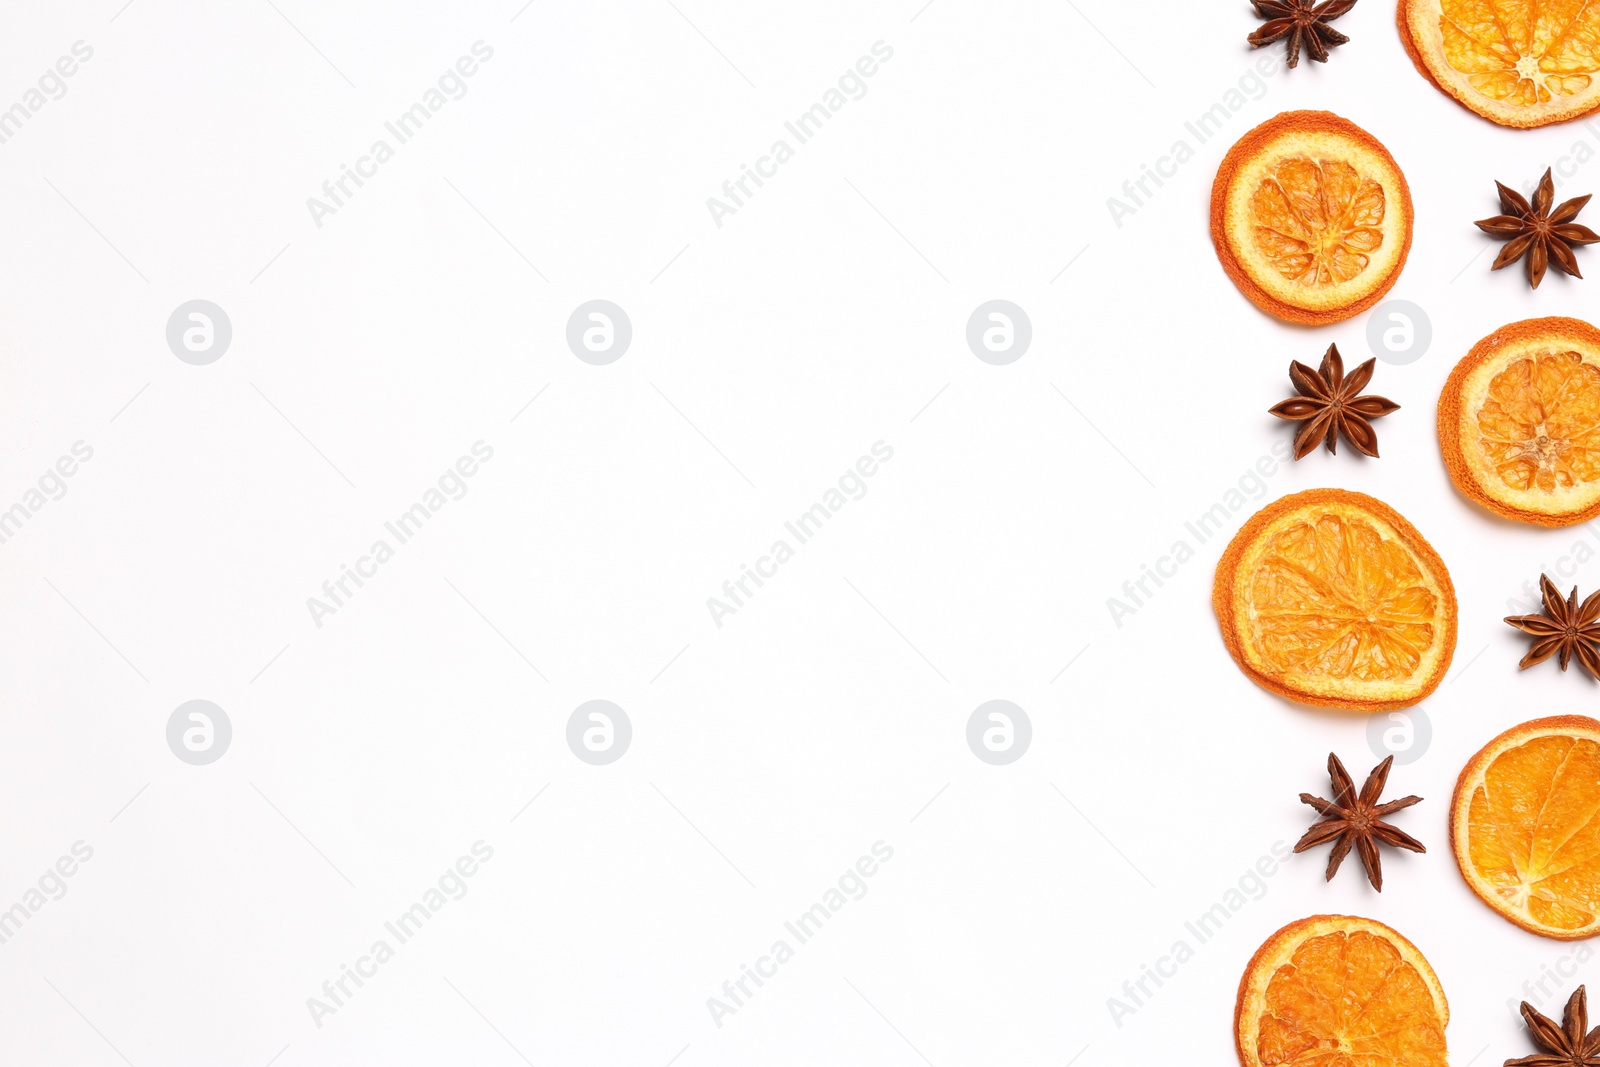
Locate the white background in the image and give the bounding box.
[2,1,1599,1064]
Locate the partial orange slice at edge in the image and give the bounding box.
[1451,715,1600,939]
[1399,0,1600,128]
[1438,317,1600,527]
[1235,915,1449,1067]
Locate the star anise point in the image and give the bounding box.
[1270,344,1398,460]
[1294,753,1424,892]
[1248,0,1356,67]
[1506,575,1600,681]
[1508,986,1599,1067]
[1477,171,1600,290]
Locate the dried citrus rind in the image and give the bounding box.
[1450,716,1600,939]
[1438,317,1600,527]
[1211,111,1413,325]
[1399,0,1600,128]
[1213,489,1457,711]
[1235,915,1449,1067]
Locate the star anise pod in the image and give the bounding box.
[1248,0,1356,68]
[1506,986,1600,1067]
[1504,574,1600,680]
[1476,169,1600,289]
[1294,753,1424,892]
[1268,344,1399,459]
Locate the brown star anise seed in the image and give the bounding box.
[1506,985,1600,1067]
[1294,753,1424,892]
[1248,0,1356,68]
[1269,344,1400,459]
[1505,574,1600,681]
[1476,168,1600,290]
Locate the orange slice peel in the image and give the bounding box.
[1211,111,1413,325]
[1438,317,1600,527]
[1235,915,1449,1067]
[1399,0,1600,128]
[1213,488,1457,711]
[1451,715,1600,939]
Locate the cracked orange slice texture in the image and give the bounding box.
[1235,915,1449,1067]
[1451,716,1600,938]
[1213,489,1457,711]
[1438,317,1600,527]
[1211,111,1413,325]
[1400,0,1600,128]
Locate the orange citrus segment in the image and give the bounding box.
[1214,489,1456,710]
[1438,318,1600,525]
[1401,0,1600,127]
[1236,916,1449,1067]
[1212,112,1412,325]
[1251,513,1438,682]
[1479,353,1600,491]
[1452,716,1600,938]
[1249,157,1387,286]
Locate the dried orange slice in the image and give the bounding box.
[1451,716,1600,939]
[1213,489,1457,711]
[1399,0,1600,128]
[1438,317,1600,527]
[1235,915,1449,1067]
[1211,111,1413,325]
